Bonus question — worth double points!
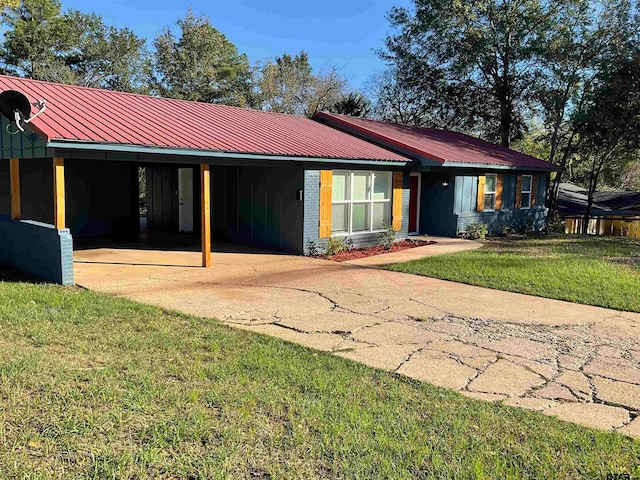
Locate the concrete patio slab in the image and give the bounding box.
[74,245,640,439]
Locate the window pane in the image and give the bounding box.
[373,172,390,200]
[352,203,370,232]
[485,175,496,192]
[333,171,348,202]
[332,203,348,233]
[522,175,532,192]
[484,193,496,211]
[352,172,369,201]
[521,192,531,208]
[372,202,390,230]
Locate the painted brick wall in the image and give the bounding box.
[457,207,547,234]
[303,170,320,253]
[0,215,74,285]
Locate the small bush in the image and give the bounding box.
[326,237,349,257]
[521,218,535,235]
[344,237,354,251]
[305,239,321,256]
[497,222,515,237]
[462,222,488,240]
[378,224,397,250]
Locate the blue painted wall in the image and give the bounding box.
[453,171,547,234]
[0,119,47,160]
[419,170,549,236]
[212,165,305,253]
[420,172,457,236]
[0,215,74,285]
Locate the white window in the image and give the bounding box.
[332,170,392,235]
[521,175,532,209]
[484,174,497,211]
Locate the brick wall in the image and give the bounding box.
[0,216,74,285]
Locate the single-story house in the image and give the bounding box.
[313,113,558,238]
[558,183,640,237]
[0,76,558,285]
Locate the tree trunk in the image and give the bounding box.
[582,157,604,235]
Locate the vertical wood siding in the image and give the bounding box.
[495,174,504,210]
[392,171,403,230]
[476,175,485,211]
[319,170,333,238]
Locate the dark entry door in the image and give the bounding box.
[409,174,420,234]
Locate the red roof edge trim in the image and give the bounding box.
[313,112,445,163]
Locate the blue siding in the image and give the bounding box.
[421,172,457,236]
[0,215,74,285]
[454,176,478,213]
[0,118,47,159]
[452,172,548,234]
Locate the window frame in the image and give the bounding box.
[331,170,393,236]
[483,174,497,212]
[520,174,533,210]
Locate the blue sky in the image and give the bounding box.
[60,0,412,89]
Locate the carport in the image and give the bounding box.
[0,75,410,285]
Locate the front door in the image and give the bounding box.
[409,174,420,234]
[178,168,194,233]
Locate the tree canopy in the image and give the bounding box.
[0,0,148,91]
[150,10,251,106]
[254,51,349,117]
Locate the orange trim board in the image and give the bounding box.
[201,164,211,268]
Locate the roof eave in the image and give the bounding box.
[441,161,560,172]
[45,140,411,167]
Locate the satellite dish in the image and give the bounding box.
[0,90,46,135]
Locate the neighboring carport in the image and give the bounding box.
[0,75,410,284]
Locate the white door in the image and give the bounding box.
[178,168,194,233]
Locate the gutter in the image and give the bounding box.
[45,140,412,167]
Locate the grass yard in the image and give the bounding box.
[389,235,640,313]
[0,274,638,478]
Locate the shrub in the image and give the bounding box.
[326,237,349,257]
[378,223,397,250]
[344,237,354,251]
[462,222,488,240]
[305,239,321,256]
[498,223,515,237]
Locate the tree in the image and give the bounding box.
[369,67,489,131]
[255,51,347,117]
[0,0,148,91]
[539,0,637,217]
[380,0,579,147]
[327,91,371,118]
[574,53,640,233]
[150,9,251,105]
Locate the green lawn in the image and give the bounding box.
[389,235,640,312]
[0,274,638,478]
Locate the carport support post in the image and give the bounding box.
[201,164,211,268]
[53,157,65,229]
[9,158,20,219]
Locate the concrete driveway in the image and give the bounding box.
[74,243,640,439]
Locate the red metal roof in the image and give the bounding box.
[314,112,558,171]
[0,75,409,163]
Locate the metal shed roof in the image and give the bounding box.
[0,75,410,164]
[314,112,559,171]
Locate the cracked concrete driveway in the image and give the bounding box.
[74,245,640,439]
